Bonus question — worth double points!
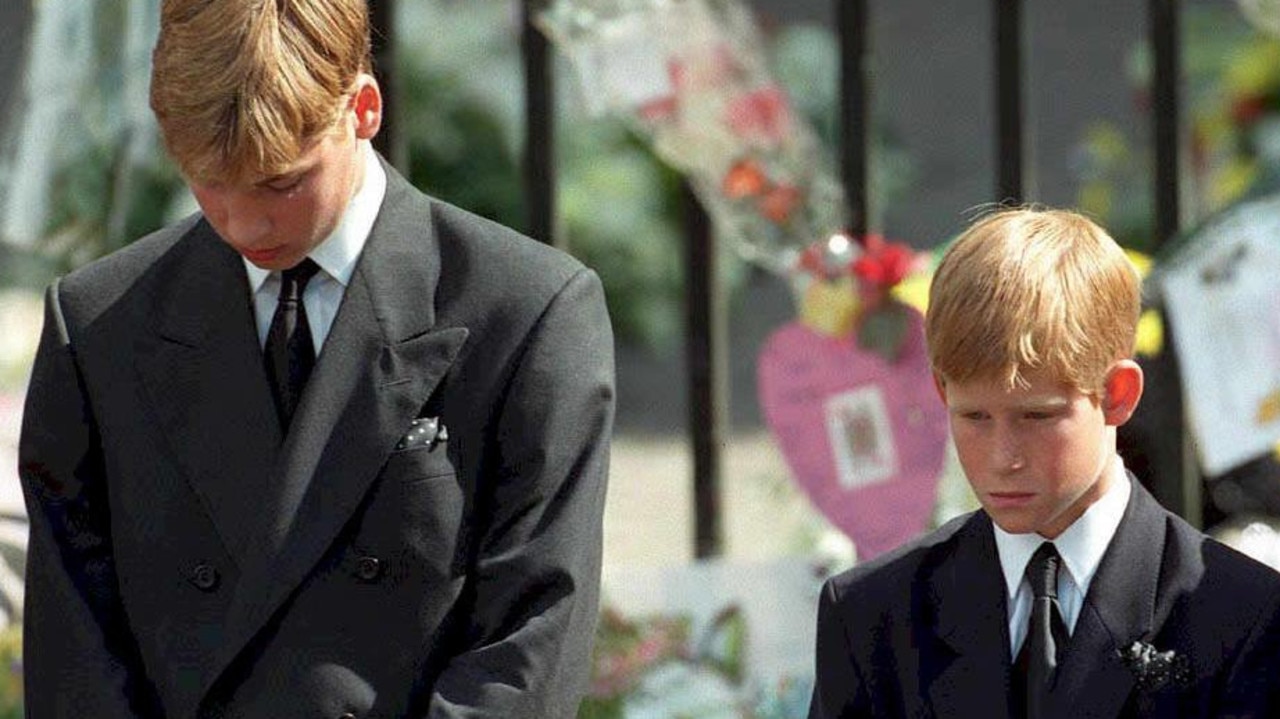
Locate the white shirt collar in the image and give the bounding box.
[993,457,1132,603]
[243,142,387,291]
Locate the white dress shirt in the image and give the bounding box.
[244,142,387,351]
[993,457,1131,659]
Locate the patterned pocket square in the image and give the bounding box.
[1118,641,1191,692]
[396,416,448,451]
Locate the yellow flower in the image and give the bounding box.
[1209,160,1261,212]
[1225,39,1280,97]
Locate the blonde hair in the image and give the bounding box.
[150,0,372,184]
[925,208,1141,395]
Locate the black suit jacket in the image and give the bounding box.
[809,476,1280,718]
[18,159,615,718]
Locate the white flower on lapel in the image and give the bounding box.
[1118,640,1191,692]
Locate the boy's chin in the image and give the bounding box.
[986,503,1086,540]
[984,505,1054,537]
[987,514,1040,536]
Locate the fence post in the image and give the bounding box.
[839,0,870,237]
[684,186,727,559]
[994,0,1025,203]
[521,0,559,248]
[369,0,407,172]
[1146,0,1201,527]
[0,1,32,147]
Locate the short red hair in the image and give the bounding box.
[926,207,1141,395]
[150,0,372,184]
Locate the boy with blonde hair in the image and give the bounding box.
[19,1,614,716]
[810,208,1280,718]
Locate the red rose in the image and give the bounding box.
[850,234,916,289]
[722,158,768,199]
[725,85,793,147]
[758,184,801,223]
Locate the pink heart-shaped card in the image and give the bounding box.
[757,309,949,560]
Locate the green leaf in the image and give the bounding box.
[856,300,911,363]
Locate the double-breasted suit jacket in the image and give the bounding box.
[810,477,1280,718]
[18,159,615,718]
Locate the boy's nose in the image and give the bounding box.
[992,430,1026,473]
[223,210,272,247]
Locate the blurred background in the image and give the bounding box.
[2,0,1280,716]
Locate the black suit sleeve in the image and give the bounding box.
[425,268,614,718]
[18,282,163,717]
[809,577,872,719]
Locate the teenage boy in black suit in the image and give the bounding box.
[18,1,614,716]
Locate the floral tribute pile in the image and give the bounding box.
[581,604,810,719]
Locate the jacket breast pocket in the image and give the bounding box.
[381,443,458,484]
[358,449,469,581]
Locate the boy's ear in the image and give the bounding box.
[351,73,382,141]
[1101,359,1144,426]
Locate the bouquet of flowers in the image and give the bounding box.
[583,603,747,718]
[537,0,846,273]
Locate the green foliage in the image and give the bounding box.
[399,61,527,234]
[559,124,689,349]
[395,5,699,349]
[40,139,183,272]
[1072,4,1280,254]
[393,46,701,347]
[0,249,54,294]
[0,627,21,719]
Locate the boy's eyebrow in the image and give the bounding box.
[255,169,306,188]
[1007,397,1072,413]
[255,155,321,187]
[1018,395,1070,407]
[949,396,1071,413]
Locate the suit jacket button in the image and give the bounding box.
[190,563,220,591]
[354,555,382,582]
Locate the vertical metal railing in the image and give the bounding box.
[522,0,560,248]
[994,0,1025,203]
[369,0,407,171]
[840,0,870,237]
[1151,0,1182,248]
[503,0,1200,554]
[683,187,726,559]
[1147,0,1199,526]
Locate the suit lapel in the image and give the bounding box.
[134,223,282,565]
[202,162,469,698]
[1046,476,1166,719]
[927,513,1014,719]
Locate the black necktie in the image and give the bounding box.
[1017,542,1071,719]
[264,259,321,429]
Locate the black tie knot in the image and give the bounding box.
[1027,542,1061,600]
[278,258,321,303]
[265,258,321,430]
[1016,541,1070,719]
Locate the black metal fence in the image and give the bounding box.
[372,0,1198,558]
